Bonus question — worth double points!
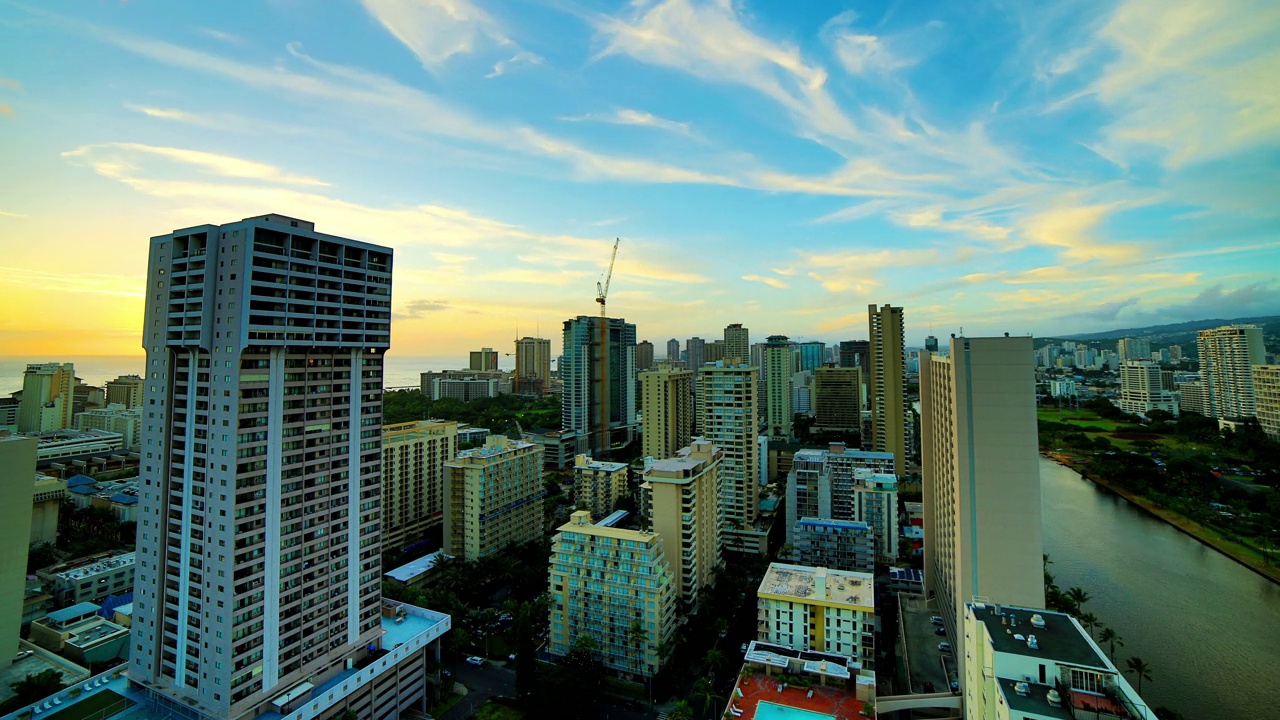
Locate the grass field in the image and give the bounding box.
[45,690,133,720]
[1037,407,1124,431]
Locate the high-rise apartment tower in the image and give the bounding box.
[723,323,749,365]
[640,365,695,461]
[868,305,908,475]
[130,215,398,718]
[515,336,552,395]
[562,316,638,456]
[1197,324,1266,419]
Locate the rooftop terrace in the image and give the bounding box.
[758,563,873,609]
[970,603,1107,669]
[724,671,866,720]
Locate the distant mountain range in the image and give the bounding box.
[1038,315,1280,349]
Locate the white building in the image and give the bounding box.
[74,403,144,451]
[756,563,875,667]
[129,214,444,720]
[1197,324,1266,419]
[964,602,1154,719]
[1048,379,1076,398]
[1118,360,1180,417]
[786,444,899,563]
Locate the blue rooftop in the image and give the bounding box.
[66,474,97,487]
[69,485,98,495]
[45,602,102,624]
[109,492,138,505]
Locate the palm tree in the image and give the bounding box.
[691,677,717,719]
[1066,586,1091,610]
[1125,656,1153,695]
[1099,628,1124,662]
[1078,611,1102,635]
[667,700,695,720]
[704,648,725,676]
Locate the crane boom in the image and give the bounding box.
[596,237,620,307]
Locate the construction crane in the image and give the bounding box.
[596,238,620,456]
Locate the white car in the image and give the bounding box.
[13,650,33,661]
[464,656,485,667]
[938,642,953,653]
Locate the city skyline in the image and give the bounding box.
[2,0,1279,358]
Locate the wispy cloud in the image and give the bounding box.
[361,0,540,73]
[0,104,14,118]
[561,108,698,138]
[0,267,145,297]
[197,28,244,45]
[63,142,330,187]
[0,209,26,218]
[742,274,789,290]
[394,299,451,319]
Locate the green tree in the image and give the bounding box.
[9,669,66,707]
[667,700,695,720]
[691,677,717,719]
[1078,611,1102,635]
[1065,587,1091,611]
[1098,628,1123,662]
[1125,656,1153,695]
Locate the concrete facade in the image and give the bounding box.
[763,336,795,440]
[756,563,875,667]
[573,454,630,519]
[868,305,908,476]
[547,511,677,679]
[1254,365,1280,441]
[813,366,862,434]
[640,440,722,609]
[1197,324,1266,419]
[697,362,764,553]
[1,437,37,658]
[640,365,695,462]
[921,336,1045,661]
[515,336,552,394]
[1118,360,1180,417]
[444,435,545,561]
[562,315,639,456]
[381,419,458,553]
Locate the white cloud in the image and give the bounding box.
[561,108,698,138]
[742,274,789,289]
[361,0,541,72]
[63,143,330,187]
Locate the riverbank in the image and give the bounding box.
[1043,452,1280,586]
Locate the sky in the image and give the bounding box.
[0,0,1278,361]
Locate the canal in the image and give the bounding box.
[1040,457,1280,719]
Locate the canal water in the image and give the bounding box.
[1040,458,1280,719]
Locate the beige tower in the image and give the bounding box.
[724,323,749,364]
[698,362,763,553]
[920,336,1045,657]
[1255,366,1280,442]
[382,420,459,552]
[444,435,545,561]
[868,305,907,475]
[641,440,722,609]
[515,336,552,395]
[105,374,146,408]
[573,454,630,519]
[18,362,75,432]
[1,437,37,658]
[813,366,862,434]
[641,366,695,461]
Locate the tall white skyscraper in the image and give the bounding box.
[1197,324,1266,419]
[130,215,446,720]
[920,336,1044,658]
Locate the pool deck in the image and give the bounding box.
[725,673,865,720]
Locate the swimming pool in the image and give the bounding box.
[752,701,838,720]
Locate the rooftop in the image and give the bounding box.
[757,563,873,610]
[969,603,1107,669]
[49,552,135,581]
[725,670,865,720]
[384,550,451,583]
[998,678,1073,719]
[44,602,101,624]
[575,456,628,472]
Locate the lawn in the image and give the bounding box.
[1038,407,1123,431]
[475,700,525,720]
[45,690,133,720]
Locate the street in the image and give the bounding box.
[439,662,658,720]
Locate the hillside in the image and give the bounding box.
[1037,316,1280,352]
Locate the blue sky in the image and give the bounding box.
[0,0,1277,357]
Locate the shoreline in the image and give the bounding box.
[1043,452,1280,586]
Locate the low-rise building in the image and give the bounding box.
[1048,379,1077,398]
[32,429,124,463]
[787,444,899,562]
[888,567,924,593]
[28,602,130,666]
[63,475,140,522]
[528,427,577,469]
[964,602,1155,719]
[38,551,135,608]
[547,510,677,679]
[31,473,66,545]
[573,454,630,519]
[383,551,453,591]
[756,562,876,667]
[1177,379,1211,416]
[73,403,144,451]
[790,518,874,573]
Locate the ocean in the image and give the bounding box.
[0,354,509,395]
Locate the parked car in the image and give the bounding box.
[930,616,944,626]
[938,642,952,653]
[934,627,947,636]
[464,656,485,667]
[13,650,33,661]
[741,643,749,654]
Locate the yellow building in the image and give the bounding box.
[573,454,630,519]
[104,374,145,408]
[1,436,37,657]
[382,419,459,552]
[18,362,75,432]
[548,511,677,679]
[444,435,545,561]
[641,439,721,609]
[515,336,552,395]
[640,365,694,461]
[756,562,875,667]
